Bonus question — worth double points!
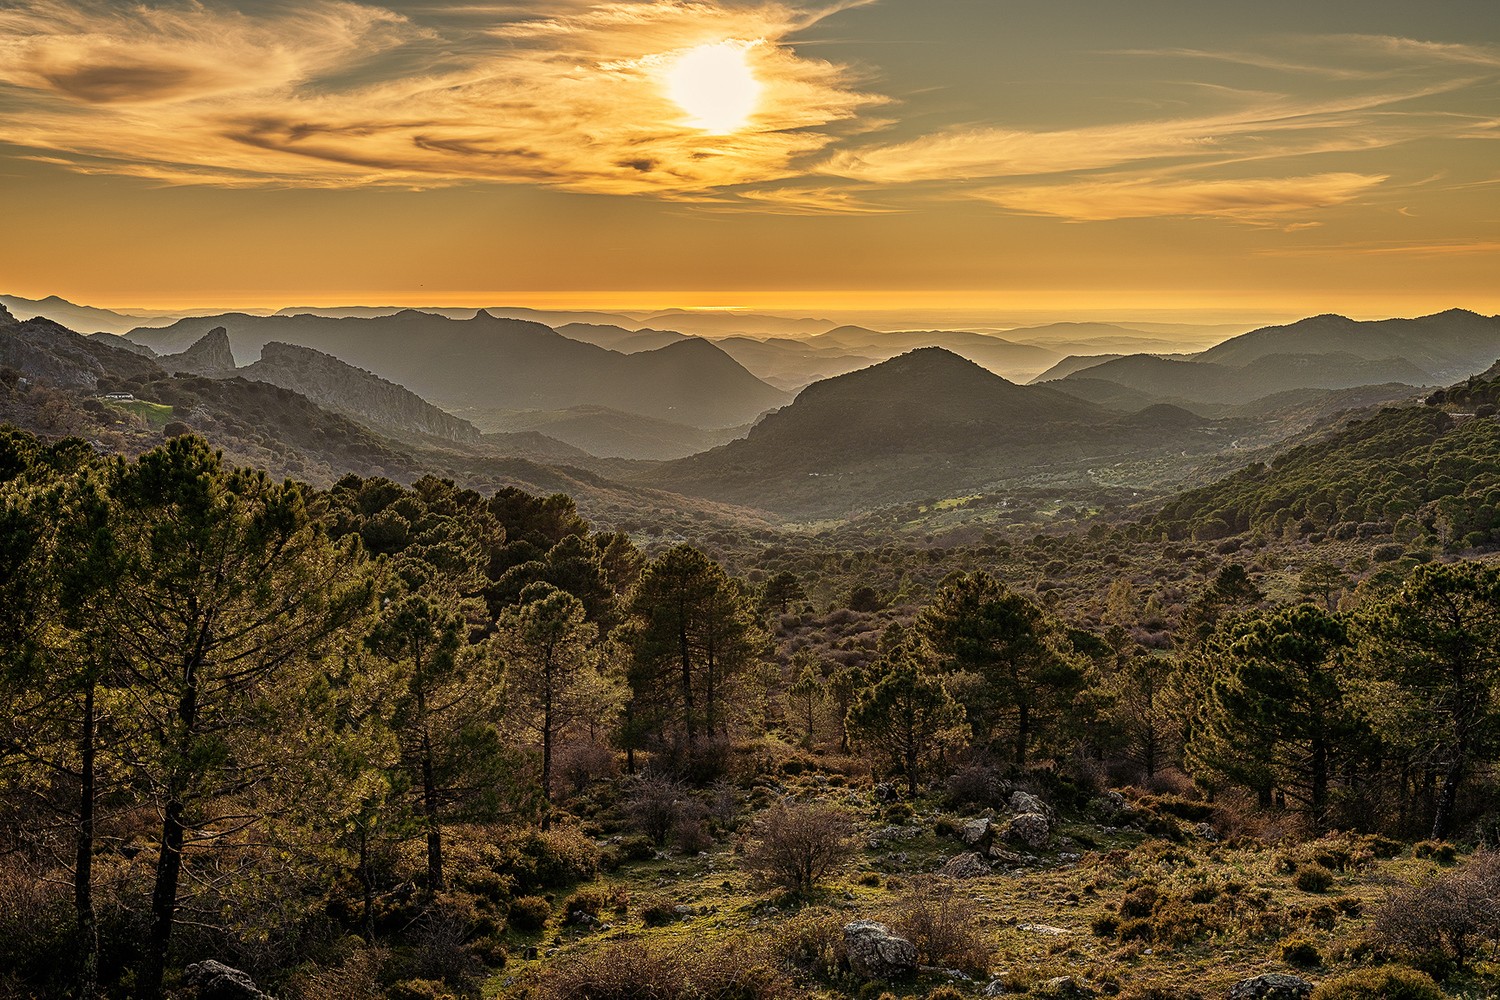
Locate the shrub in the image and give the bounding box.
[1309,966,1446,1000]
[1413,841,1458,864]
[1371,848,1500,973]
[528,937,792,1000]
[1091,913,1120,938]
[1120,987,1205,1000]
[744,802,855,893]
[887,878,992,977]
[626,774,690,846]
[508,896,551,932]
[1295,865,1336,893]
[637,896,682,927]
[772,906,847,981]
[498,827,599,892]
[1280,935,1322,967]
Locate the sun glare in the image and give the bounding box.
[665,41,761,134]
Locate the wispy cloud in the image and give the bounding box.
[0,0,884,193]
[975,172,1387,223]
[1257,239,1500,258]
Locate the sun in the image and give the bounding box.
[664,41,761,134]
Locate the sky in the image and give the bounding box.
[1,0,1498,324]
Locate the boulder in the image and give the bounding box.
[843,920,918,980]
[1041,977,1095,998]
[1226,974,1314,1000]
[939,852,992,879]
[872,782,901,803]
[1010,790,1049,816]
[961,817,992,845]
[1007,812,1051,849]
[183,960,273,1000]
[982,981,1009,997]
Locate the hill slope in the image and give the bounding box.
[1051,352,1431,406]
[239,341,482,444]
[1196,309,1500,381]
[124,310,788,427]
[647,348,1233,517]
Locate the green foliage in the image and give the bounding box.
[1308,966,1446,1000]
[918,571,1086,763]
[507,895,551,932]
[847,644,966,795]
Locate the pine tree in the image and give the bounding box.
[848,645,966,795]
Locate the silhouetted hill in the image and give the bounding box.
[1052,352,1431,406]
[554,324,689,354]
[0,293,180,335]
[474,405,745,461]
[646,348,1228,516]
[239,341,482,444]
[124,310,788,427]
[803,327,1060,379]
[1196,309,1500,381]
[1031,354,1127,382]
[709,337,878,392]
[0,310,161,388]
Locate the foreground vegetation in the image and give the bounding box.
[3,423,1500,1000]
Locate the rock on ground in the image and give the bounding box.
[1007,811,1051,849]
[940,852,993,879]
[961,816,992,845]
[843,919,918,981]
[183,960,273,1000]
[1010,790,1049,816]
[1227,974,1314,1000]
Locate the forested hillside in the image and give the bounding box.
[6,419,1500,1000]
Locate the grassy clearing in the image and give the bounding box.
[104,398,173,429]
[490,772,1498,998]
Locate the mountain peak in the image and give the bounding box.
[162,326,235,376]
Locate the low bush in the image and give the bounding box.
[1295,865,1336,893]
[744,802,855,893]
[527,937,792,1000]
[507,896,551,933]
[1308,966,1446,1000]
[1280,934,1322,967]
[887,878,992,977]
[1371,848,1500,974]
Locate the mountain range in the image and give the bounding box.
[124,310,789,428]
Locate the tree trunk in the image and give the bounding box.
[1015,701,1029,766]
[422,740,443,891]
[74,680,98,999]
[141,797,187,999]
[358,824,375,942]
[1310,734,1329,830]
[1432,751,1464,841]
[141,652,199,1000]
[679,613,694,742]
[541,656,554,809]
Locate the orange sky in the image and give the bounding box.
[1,0,1497,324]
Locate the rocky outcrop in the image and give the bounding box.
[239,341,481,443]
[183,959,274,1000]
[843,920,917,980]
[1007,812,1051,849]
[0,315,161,388]
[1226,974,1314,1000]
[1010,790,1051,817]
[162,327,235,376]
